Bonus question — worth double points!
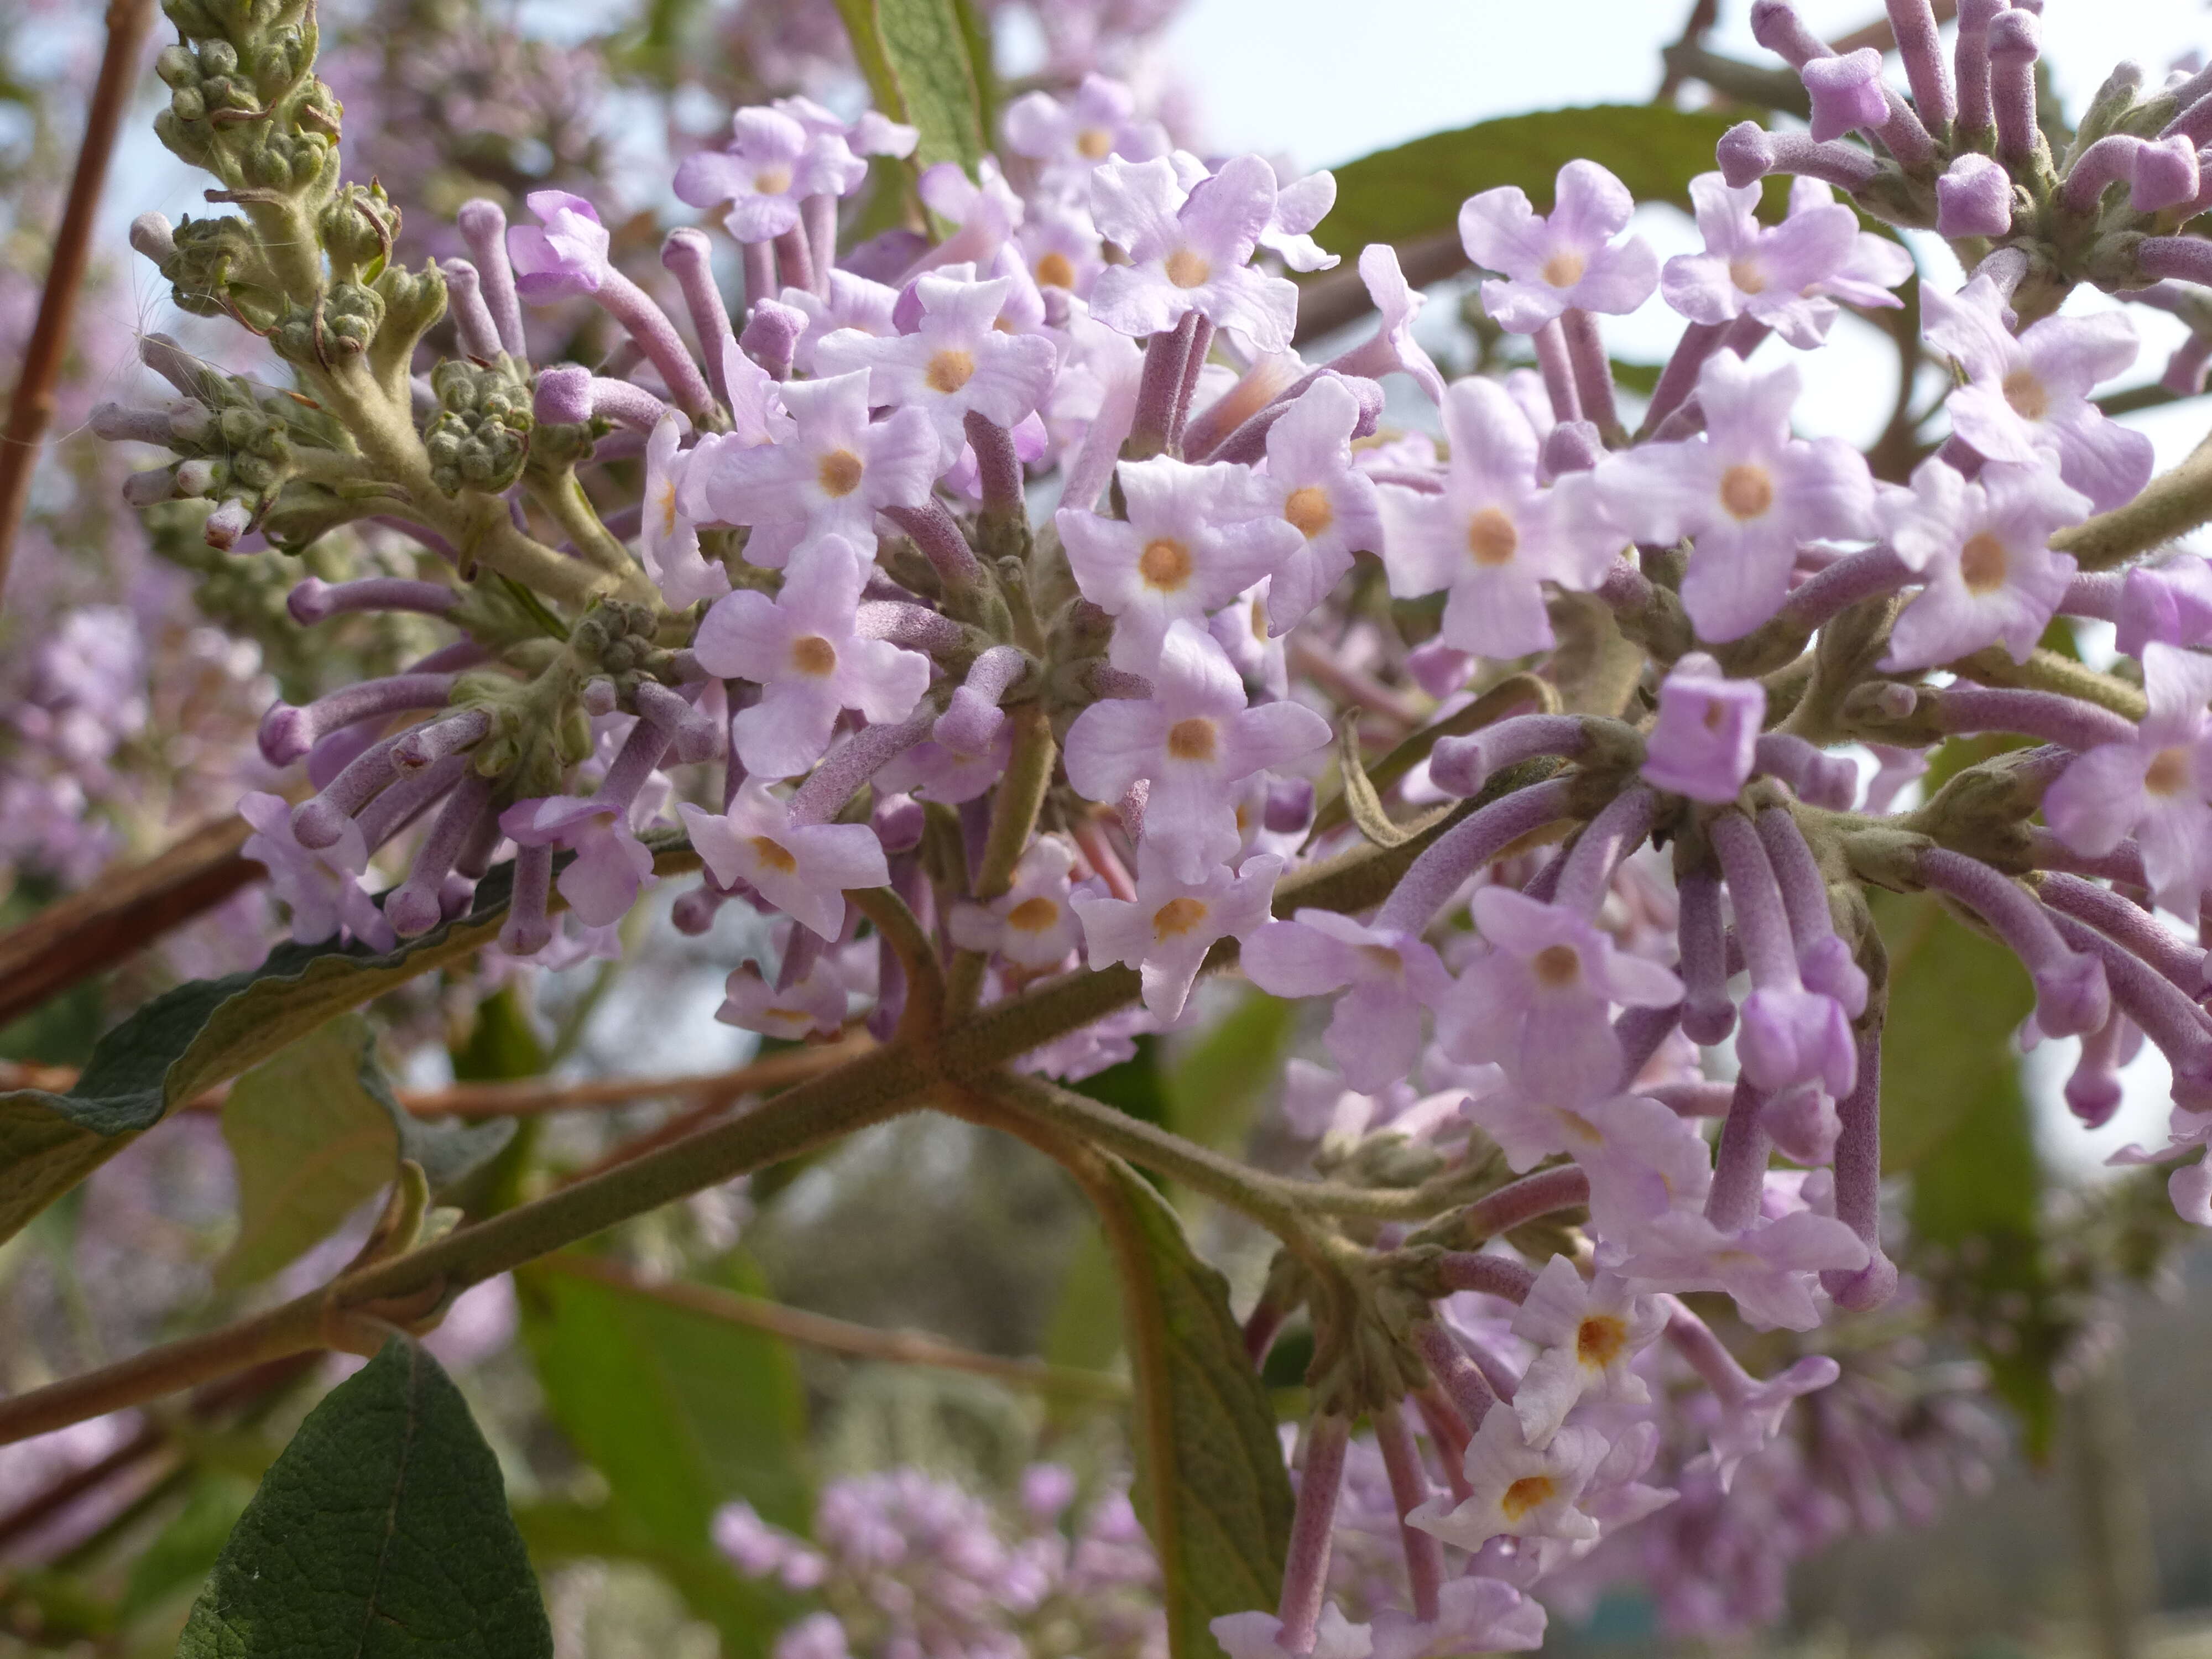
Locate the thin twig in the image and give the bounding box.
[0,0,161,600]
[6,1027,874,1119]
[534,1254,1128,1403]
[0,816,257,1031]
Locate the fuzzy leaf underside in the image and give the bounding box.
[1087,1152,1293,1655]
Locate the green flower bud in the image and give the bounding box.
[320,181,397,280]
[422,357,533,495]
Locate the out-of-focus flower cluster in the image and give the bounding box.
[714,1464,1164,1658]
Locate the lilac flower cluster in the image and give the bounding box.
[712,1465,1164,1658]
[90,0,2212,1646]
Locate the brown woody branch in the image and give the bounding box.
[0,0,161,600]
[0,816,258,1031]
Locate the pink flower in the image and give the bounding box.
[782,270,900,375]
[239,790,394,951]
[948,837,1085,971]
[685,370,937,568]
[506,190,612,299]
[1660,173,1907,349]
[1437,888,1684,1107]
[693,536,932,779]
[817,273,1057,465]
[1457,159,1658,334]
[1369,1577,1546,1659]
[641,417,731,609]
[1594,351,1875,642]
[1000,74,1168,179]
[674,107,866,243]
[1922,274,2154,513]
[1376,377,1618,660]
[716,956,848,1041]
[1213,1605,1373,1659]
[1071,851,1281,1019]
[1408,1411,1609,1550]
[1243,909,1449,1093]
[1619,1209,1868,1331]
[501,792,657,928]
[1255,375,1386,633]
[680,779,889,941]
[1880,457,2089,670]
[1258,169,1339,273]
[2044,642,2212,912]
[1509,1257,1667,1445]
[2116,554,2212,656]
[1063,622,1330,881]
[1087,154,1301,351]
[1640,653,1765,802]
[1057,457,1301,674]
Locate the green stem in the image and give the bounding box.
[314,358,646,611]
[984,1072,1345,1258]
[1950,645,2146,721]
[948,703,1057,1015]
[530,468,635,577]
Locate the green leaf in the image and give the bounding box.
[832,0,989,173]
[216,1016,408,1288]
[1081,1152,1292,1655]
[1314,103,1745,259]
[449,984,549,1082]
[177,1337,551,1658]
[1877,890,2065,1458]
[0,832,665,1245]
[1871,890,2037,1176]
[215,1014,514,1286]
[520,1254,811,1541]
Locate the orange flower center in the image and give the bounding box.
[1467,506,1519,566]
[1577,1313,1627,1368]
[1152,896,1209,937]
[1006,895,1062,931]
[1958,531,2008,593]
[817,449,864,497]
[1139,537,1193,589]
[790,634,837,675]
[925,348,975,394]
[1035,251,1077,289]
[749,836,799,874]
[1719,463,1773,520]
[1501,1475,1556,1521]
[1285,484,1334,539]
[1166,716,1218,761]
[1531,943,1582,988]
[2147,746,2194,796]
[1541,249,1585,288]
[1164,247,1211,289]
[2002,367,2050,421]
